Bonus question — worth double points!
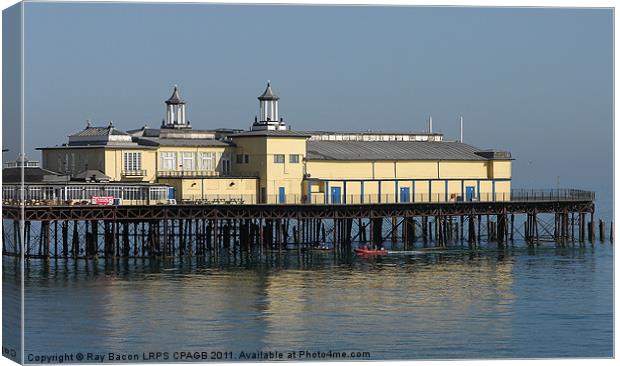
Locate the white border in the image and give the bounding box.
[0,1,616,366]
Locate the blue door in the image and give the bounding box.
[278,187,286,204]
[168,187,176,199]
[400,187,410,203]
[330,187,341,204]
[466,186,475,201]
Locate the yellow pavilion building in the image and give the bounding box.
[38,83,512,204]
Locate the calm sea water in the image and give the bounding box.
[3,239,613,362]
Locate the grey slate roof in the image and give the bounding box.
[73,169,111,182]
[306,141,502,161]
[258,82,279,101]
[165,86,185,104]
[2,167,69,184]
[127,127,162,137]
[37,144,157,150]
[69,126,129,137]
[230,130,311,138]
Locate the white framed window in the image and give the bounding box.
[199,152,215,171]
[289,154,300,163]
[160,152,177,171]
[181,152,195,171]
[123,152,142,171]
[274,154,285,164]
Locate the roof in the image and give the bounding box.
[37,144,157,150]
[305,141,508,161]
[258,81,279,101]
[165,86,185,105]
[72,169,111,182]
[2,167,69,184]
[69,126,129,137]
[229,130,311,138]
[127,127,162,138]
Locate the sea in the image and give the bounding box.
[2,236,614,362]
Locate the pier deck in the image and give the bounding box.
[1,189,599,259]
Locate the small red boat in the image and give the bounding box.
[354,248,388,256]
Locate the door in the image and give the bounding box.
[330,187,341,204]
[466,186,475,201]
[168,187,176,199]
[400,187,410,203]
[278,187,286,204]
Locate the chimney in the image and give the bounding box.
[429,115,433,134]
[460,116,463,142]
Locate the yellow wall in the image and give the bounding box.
[307,160,494,180]
[306,159,512,203]
[231,136,307,203]
[159,177,258,203]
[104,149,157,183]
[230,137,267,178]
[440,161,489,179]
[490,160,512,179]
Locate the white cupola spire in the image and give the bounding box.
[252,81,287,131]
[163,85,190,129]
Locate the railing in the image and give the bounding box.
[3,188,594,206]
[157,171,260,178]
[121,169,147,177]
[510,189,595,202]
[2,184,170,206]
[158,170,220,178]
[176,189,594,206]
[4,161,39,168]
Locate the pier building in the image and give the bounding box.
[35,82,513,205]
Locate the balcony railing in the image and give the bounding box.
[158,170,220,178]
[157,170,260,178]
[121,169,147,177]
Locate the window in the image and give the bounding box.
[236,154,244,164]
[219,153,231,175]
[160,152,177,171]
[244,154,249,164]
[124,152,142,172]
[181,152,195,171]
[289,154,300,163]
[274,154,285,164]
[199,152,214,171]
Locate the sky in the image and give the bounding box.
[2,2,614,217]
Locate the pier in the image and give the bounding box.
[1,189,600,260]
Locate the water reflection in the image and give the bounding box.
[2,256,22,363]
[8,243,614,360]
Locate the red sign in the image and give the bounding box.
[91,196,114,205]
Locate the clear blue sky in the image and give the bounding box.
[5,3,615,216]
